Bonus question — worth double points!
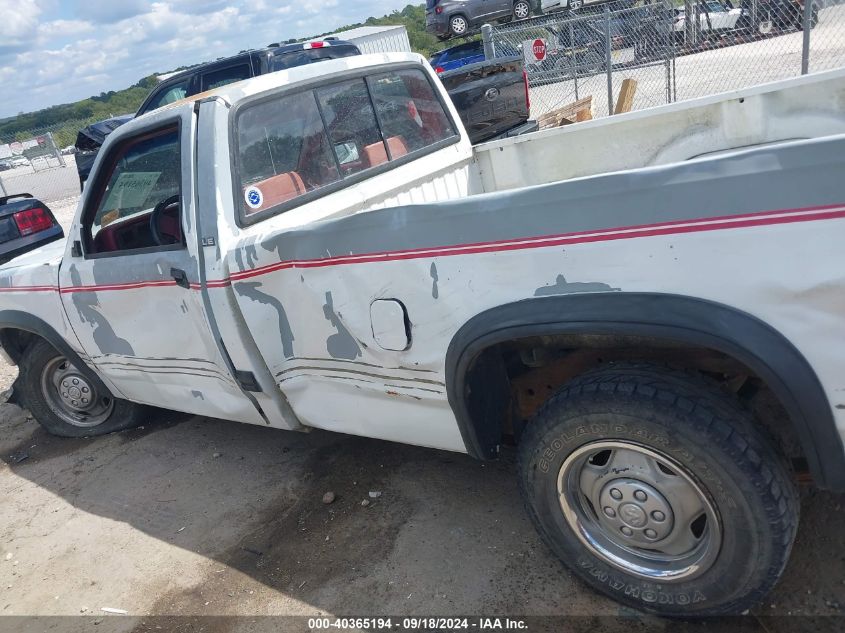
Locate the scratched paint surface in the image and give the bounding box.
[1,61,844,456]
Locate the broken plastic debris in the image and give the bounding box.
[100,607,128,614]
[368,491,382,499]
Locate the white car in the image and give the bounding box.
[674,0,744,35]
[2,52,845,618]
[9,156,29,168]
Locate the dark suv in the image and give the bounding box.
[426,0,534,40]
[75,40,361,187]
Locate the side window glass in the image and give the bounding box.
[201,64,252,91]
[315,79,386,174]
[142,80,189,114]
[237,91,340,215]
[87,128,183,255]
[368,69,456,154]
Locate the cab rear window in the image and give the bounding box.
[269,45,361,72]
[234,67,457,221]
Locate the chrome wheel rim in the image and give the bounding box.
[557,440,721,581]
[451,16,467,34]
[514,2,530,19]
[40,356,114,427]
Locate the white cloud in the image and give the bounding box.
[0,0,414,118]
[1,0,42,51]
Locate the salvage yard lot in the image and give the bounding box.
[530,6,845,118]
[0,359,843,629]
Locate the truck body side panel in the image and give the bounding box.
[218,130,845,456]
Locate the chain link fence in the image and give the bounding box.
[0,120,89,222]
[486,0,845,121]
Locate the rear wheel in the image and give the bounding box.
[449,14,469,37]
[18,339,148,437]
[514,1,531,20]
[518,363,799,615]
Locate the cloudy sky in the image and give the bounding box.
[1,0,414,118]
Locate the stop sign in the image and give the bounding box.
[532,38,546,62]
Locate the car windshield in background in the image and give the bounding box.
[269,45,361,72]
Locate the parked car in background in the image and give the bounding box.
[0,194,63,266]
[74,40,362,188]
[74,115,134,188]
[438,54,537,142]
[9,157,29,168]
[426,0,534,39]
[430,39,486,73]
[0,161,11,172]
[673,0,744,39]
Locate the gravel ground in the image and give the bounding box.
[0,357,843,631]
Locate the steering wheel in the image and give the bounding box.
[149,195,182,246]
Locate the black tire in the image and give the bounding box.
[517,363,799,616]
[17,339,148,437]
[449,14,469,37]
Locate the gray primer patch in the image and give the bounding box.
[534,275,620,297]
[235,282,295,359]
[430,262,439,299]
[191,390,204,400]
[68,265,135,356]
[322,292,361,360]
[244,243,258,269]
[248,136,845,269]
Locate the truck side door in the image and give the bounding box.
[59,106,265,424]
[223,66,469,449]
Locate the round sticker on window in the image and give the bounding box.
[244,186,263,210]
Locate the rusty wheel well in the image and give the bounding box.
[446,294,845,490]
[467,333,808,476]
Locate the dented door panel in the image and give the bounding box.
[220,131,845,451]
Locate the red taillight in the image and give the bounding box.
[522,69,531,111]
[435,6,443,13]
[14,208,54,236]
[304,41,326,49]
[435,66,445,73]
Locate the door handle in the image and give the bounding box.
[170,268,190,289]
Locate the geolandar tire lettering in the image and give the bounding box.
[517,362,799,616]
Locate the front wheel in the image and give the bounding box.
[17,339,148,437]
[514,1,531,20]
[518,363,799,616]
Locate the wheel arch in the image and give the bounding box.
[444,292,845,491]
[0,310,111,397]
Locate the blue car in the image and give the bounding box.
[429,40,486,73]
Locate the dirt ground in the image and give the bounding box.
[0,358,843,632]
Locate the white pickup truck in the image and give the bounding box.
[1,52,844,616]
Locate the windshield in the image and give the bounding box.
[269,46,360,72]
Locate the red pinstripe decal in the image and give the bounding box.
[7,203,844,294]
[227,203,845,282]
[0,285,59,293]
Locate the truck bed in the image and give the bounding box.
[471,67,845,193]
